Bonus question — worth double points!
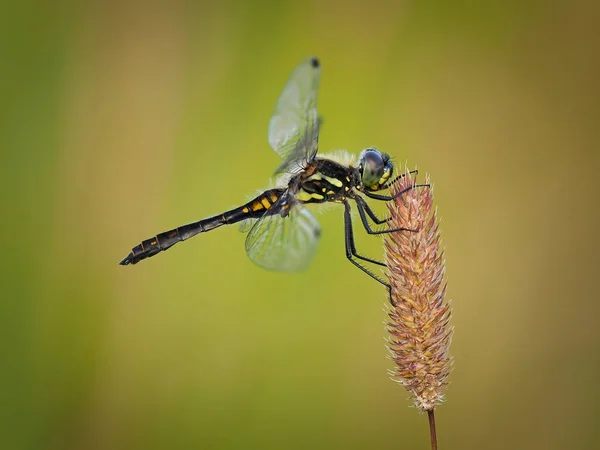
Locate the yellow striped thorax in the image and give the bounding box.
[291,158,358,204]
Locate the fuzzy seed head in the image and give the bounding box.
[384,170,453,411]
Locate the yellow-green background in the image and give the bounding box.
[1,1,598,449]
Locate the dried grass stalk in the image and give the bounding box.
[384,170,453,412]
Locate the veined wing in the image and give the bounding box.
[245,192,321,272]
[268,57,321,175]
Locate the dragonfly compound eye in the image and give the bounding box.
[359,149,389,188]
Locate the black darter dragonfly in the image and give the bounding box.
[120,57,424,296]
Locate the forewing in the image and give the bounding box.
[268,57,321,174]
[245,195,321,272]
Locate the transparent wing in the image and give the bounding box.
[245,193,321,272]
[238,218,255,233]
[268,57,321,175]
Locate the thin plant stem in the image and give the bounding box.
[428,409,438,450]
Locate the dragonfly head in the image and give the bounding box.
[358,149,393,191]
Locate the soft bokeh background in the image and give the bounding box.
[1,1,599,449]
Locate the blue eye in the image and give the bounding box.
[359,149,385,187]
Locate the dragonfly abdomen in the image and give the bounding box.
[119,189,285,265]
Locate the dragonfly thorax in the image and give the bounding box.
[292,158,358,204]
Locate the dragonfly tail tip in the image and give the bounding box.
[119,254,133,266]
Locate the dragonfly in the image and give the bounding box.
[120,57,425,297]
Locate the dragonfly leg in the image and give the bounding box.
[355,196,418,234]
[344,201,387,267]
[355,173,421,225]
[380,169,419,190]
[355,195,389,225]
[362,182,430,202]
[343,201,395,305]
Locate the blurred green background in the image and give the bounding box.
[1,1,599,449]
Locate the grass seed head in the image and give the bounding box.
[384,170,454,411]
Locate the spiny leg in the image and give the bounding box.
[344,201,387,267]
[381,169,419,190]
[343,201,394,304]
[355,196,418,235]
[363,182,430,202]
[355,171,421,225]
[355,194,388,225]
